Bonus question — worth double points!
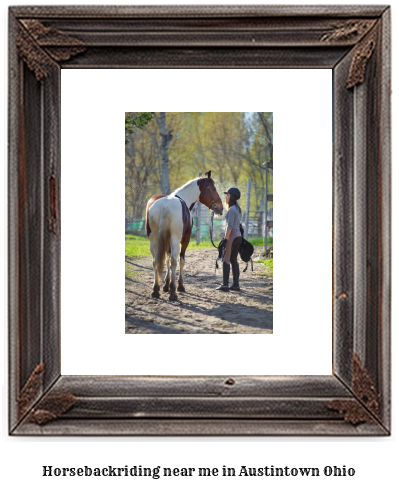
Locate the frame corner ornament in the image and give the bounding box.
[352,353,380,417]
[320,19,376,44]
[17,19,85,81]
[17,363,45,419]
[346,27,378,88]
[328,354,380,425]
[27,392,77,425]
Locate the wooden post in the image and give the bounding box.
[196,173,202,245]
[245,178,251,240]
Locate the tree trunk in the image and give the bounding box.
[158,112,172,195]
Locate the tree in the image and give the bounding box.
[125,112,273,228]
[125,120,159,222]
[125,112,153,143]
[231,112,273,211]
[153,112,172,195]
[257,112,273,166]
[177,112,245,184]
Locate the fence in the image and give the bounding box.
[125,177,273,251]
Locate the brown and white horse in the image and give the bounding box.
[146,171,223,300]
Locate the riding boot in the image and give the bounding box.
[230,262,240,291]
[216,262,230,291]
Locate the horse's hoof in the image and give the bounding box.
[163,285,170,292]
[169,294,178,301]
[151,291,160,298]
[177,285,185,292]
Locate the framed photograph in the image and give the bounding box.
[9,5,391,435]
[124,111,274,335]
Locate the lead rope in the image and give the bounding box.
[209,211,219,249]
[210,211,226,275]
[210,211,219,274]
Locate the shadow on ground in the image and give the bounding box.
[125,247,273,334]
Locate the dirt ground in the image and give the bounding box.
[125,246,273,334]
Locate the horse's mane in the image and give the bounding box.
[170,177,199,196]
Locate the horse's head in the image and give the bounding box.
[198,171,223,215]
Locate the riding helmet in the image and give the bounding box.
[224,187,241,200]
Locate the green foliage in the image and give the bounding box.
[125,234,271,258]
[125,235,151,258]
[125,112,154,143]
[254,258,273,274]
[248,236,273,246]
[125,235,223,257]
[187,239,218,250]
[125,112,274,224]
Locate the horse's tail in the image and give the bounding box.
[154,208,171,276]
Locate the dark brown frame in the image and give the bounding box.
[9,5,391,436]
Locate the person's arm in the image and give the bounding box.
[225,208,235,240]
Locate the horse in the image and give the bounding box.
[145,170,223,300]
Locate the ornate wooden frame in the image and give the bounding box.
[8,5,391,436]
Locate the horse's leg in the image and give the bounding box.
[177,254,185,292]
[178,232,190,292]
[163,252,171,292]
[169,238,180,301]
[150,239,160,298]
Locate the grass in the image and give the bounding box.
[125,262,141,278]
[125,235,152,258]
[125,234,272,257]
[253,236,273,247]
[187,238,219,250]
[254,258,273,275]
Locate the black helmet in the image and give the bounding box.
[224,187,241,200]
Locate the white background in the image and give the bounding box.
[61,68,332,376]
[1,1,398,491]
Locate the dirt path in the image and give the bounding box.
[125,247,273,334]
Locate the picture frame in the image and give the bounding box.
[8,5,391,436]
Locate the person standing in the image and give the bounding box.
[216,187,242,291]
